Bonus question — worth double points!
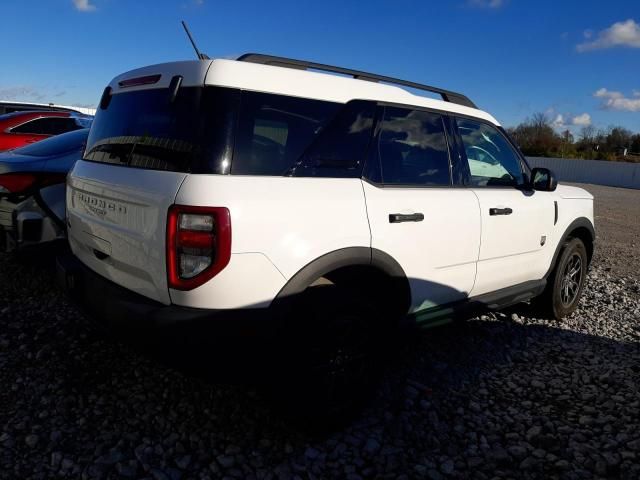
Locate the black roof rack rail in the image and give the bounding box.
[236,53,477,109]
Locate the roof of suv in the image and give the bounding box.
[107,55,500,126]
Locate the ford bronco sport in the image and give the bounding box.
[59,54,595,415]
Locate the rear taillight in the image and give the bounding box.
[166,205,231,290]
[0,172,66,195]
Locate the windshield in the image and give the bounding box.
[84,86,237,173]
[12,128,89,157]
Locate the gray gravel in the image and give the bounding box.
[1,183,639,479]
[567,182,640,278]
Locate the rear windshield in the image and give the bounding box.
[84,87,236,173]
[14,128,89,157]
[84,86,350,176]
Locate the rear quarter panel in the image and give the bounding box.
[172,175,371,309]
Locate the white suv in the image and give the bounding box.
[60,54,594,414]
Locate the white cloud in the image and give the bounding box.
[571,113,592,126]
[547,111,592,130]
[594,88,640,112]
[467,0,506,9]
[577,19,640,52]
[594,88,622,99]
[72,0,96,12]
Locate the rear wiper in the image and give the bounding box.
[127,141,138,166]
[85,144,131,164]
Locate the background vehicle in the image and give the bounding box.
[61,55,595,418]
[0,111,92,151]
[0,128,89,252]
[0,100,96,116]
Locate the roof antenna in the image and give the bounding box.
[181,20,210,60]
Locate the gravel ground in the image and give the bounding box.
[567,182,640,278]
[1,183,639,480]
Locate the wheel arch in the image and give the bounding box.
[271,247,411,319]
[546,217,595,278]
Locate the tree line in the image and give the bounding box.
[506,113,640,162]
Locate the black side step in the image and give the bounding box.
[411,279,546,328]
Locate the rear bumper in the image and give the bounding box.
[56,252,275,372]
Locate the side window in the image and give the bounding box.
[456,118,524,187]
[52,117,82,135]
[11,117,78,135]
[377,107,451,186]
[10,118,45,134]
[253,119,288,147]
[232,92,341,176]
[291,100,376,177]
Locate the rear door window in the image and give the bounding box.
[375,107,452,186]
[288,100,376,177]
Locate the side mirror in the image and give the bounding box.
[531,167,557,192]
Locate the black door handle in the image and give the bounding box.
[489,207,513,216]
[389,213,424,223]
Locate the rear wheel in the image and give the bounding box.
[272,284,388,427]
[534,237,588,319]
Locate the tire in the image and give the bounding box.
[271,284,387,428]
[534,237,588,319]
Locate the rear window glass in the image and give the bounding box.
[84,86,238,174]
[13,128,89,157]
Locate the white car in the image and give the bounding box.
[60,54,595,416]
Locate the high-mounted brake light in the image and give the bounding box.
[166,205,231,290]
[0,172,66,195]
[118,74,162,88]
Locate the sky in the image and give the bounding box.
[1,0,639,134]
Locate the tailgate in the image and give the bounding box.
[67,160,186,305]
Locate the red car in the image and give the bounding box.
[0,111,92,152]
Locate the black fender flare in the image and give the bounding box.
[545,217,595,278]
[271,247,411,315]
